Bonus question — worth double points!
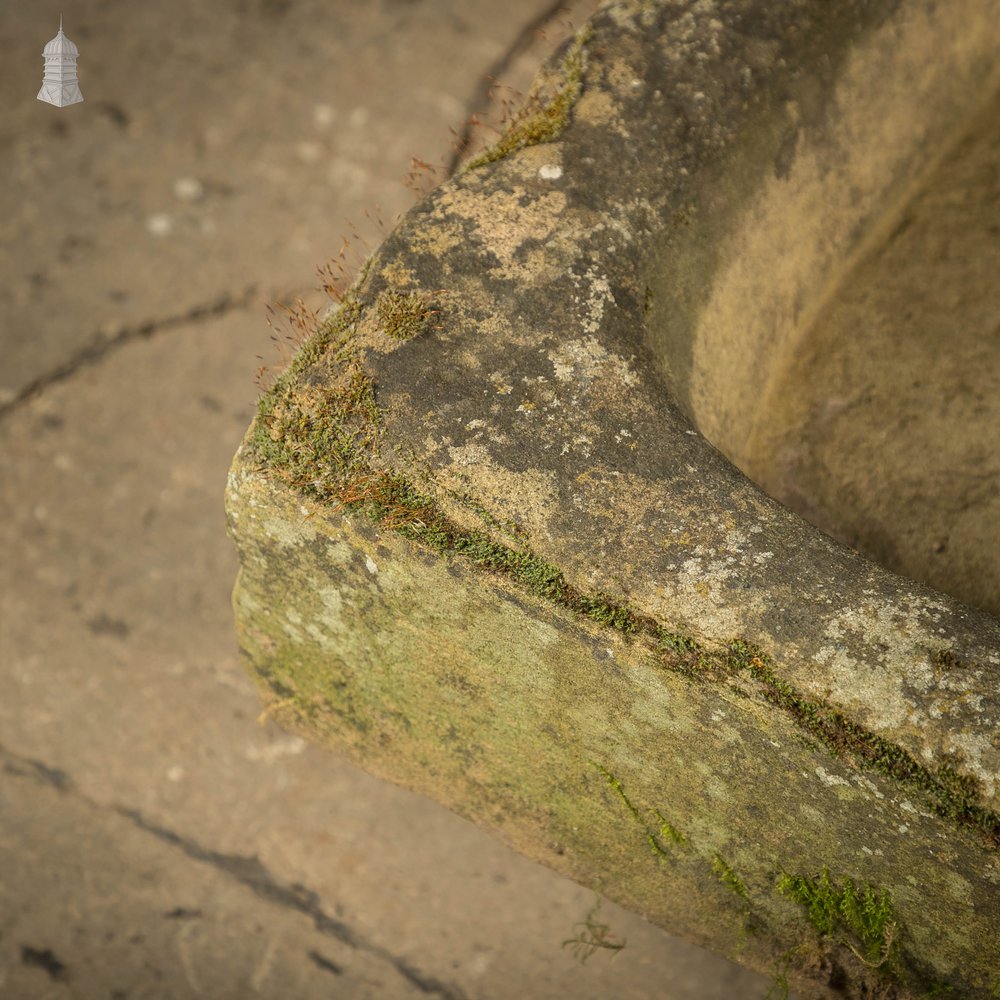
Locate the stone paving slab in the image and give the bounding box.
[1,747,437,1000]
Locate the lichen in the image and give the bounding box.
[464,25,593,172]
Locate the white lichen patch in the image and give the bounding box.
[312,584,346,634]
[548,335,638,390]
[365,556,378,575]
[448,442,491,467]
[812,597,946,724]
[815,765,850,788]
[245,736,306,762]
[257,509,321,549]
[488,370,514,395]
[559,433,593,457]
[660,541,769,637]
[653,523,777,633]
[850,774,885,800]
[570,265,616,335]
[807,595,998,802]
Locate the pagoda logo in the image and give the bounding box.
[38,16,84,108]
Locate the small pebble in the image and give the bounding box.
[146,213,173,236]
[173,176,204,201]
[296,140,323,164]
[313,103,336,126]
[539,164,562,180]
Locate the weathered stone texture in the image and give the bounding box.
[228,0,1000,995]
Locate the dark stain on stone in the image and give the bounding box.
[87,613,131,638]
[774,126,799,179]
[21,946,68,981]
[58,233,95,264]
[886,212,915,245]
[308,950,343,976]
[38,412,64,430]
[165,907,202,920]
[94,101,131,130]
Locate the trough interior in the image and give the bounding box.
[650,77,999,616]
[741,88,999,616]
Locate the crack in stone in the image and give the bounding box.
[0,742,467,999]
[0,283,262,421]
[2,752,74,792]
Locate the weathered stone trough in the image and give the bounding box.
[226,1,1000,996]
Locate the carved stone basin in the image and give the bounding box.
[226,1,1000,995]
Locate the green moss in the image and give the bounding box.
[577,594,641,634]
[764,949,797,1000]
[712,853,749,902]
[375,289,437,341]
[654,810,688,848]
[777,867,897,968]
[593,763,688,860]
[655,629,697,653]
[464,26,592,171]
[251,297,381,502]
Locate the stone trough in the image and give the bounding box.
[226,0,1000,996]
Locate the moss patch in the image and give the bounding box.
[722,640,1000,849]
[251,297,380,500]
[375,289,438,341]
[712,853,750,902]
[464,26,592,172]
[594,763,688,859]
[777,868,897,969]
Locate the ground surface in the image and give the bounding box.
[0,2,774,998]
